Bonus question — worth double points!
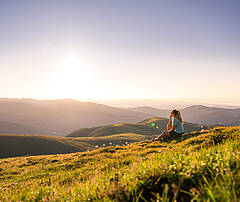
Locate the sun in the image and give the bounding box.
[52,55,94,98]
[59,56,88,80]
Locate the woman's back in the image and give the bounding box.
[172,117,184,134]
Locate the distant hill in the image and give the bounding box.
[129,105,240,127]
[67,117,207,137]
[129,106,170,117]
[1,98,239,137]
[181,105,240,126]
[0,98,152,136]
[0,121,54,135]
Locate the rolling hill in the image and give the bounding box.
[129,106,170,117]
[1,98,239,137]
[0,98,152,136]
[0,117,207,158]
[181,105,240,126]
[0,121,54,135]
[67,117,208,137]
[0,133,149,158]
[0,135,89,158]
[130,105,240,126]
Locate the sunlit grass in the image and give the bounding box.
[0,127,239,201]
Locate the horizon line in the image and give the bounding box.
[0,97,239,108]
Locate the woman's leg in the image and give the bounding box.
[157,131,170,140]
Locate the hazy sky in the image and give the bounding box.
[0,1,240,105]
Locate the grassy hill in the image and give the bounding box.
[0,126,239,201]
[0,135,91,158]
[0,133,148,158]
[67,117,208,137]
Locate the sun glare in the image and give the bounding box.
[52,55,94,98]
[59,56,88,79]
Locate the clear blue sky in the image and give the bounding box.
[0,1,240,105]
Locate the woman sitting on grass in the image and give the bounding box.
[155,109,185,141]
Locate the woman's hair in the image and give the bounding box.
[172,109,183,124]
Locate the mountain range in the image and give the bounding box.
[0,98,239,137]
[131,105,240,126]
[0,98,151,136]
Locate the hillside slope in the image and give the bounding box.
[67,117,207,137]
[0,127,239,201]
[0,135,92,158]
[0,98,152,136]
[0,121,55,136]
[181,105,240,126]
[0,133,148,158]
[129,105,240,126]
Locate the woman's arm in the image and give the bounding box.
[168,125,176,132]
[169,115,172,124]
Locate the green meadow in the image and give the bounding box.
[0,127,239,201]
